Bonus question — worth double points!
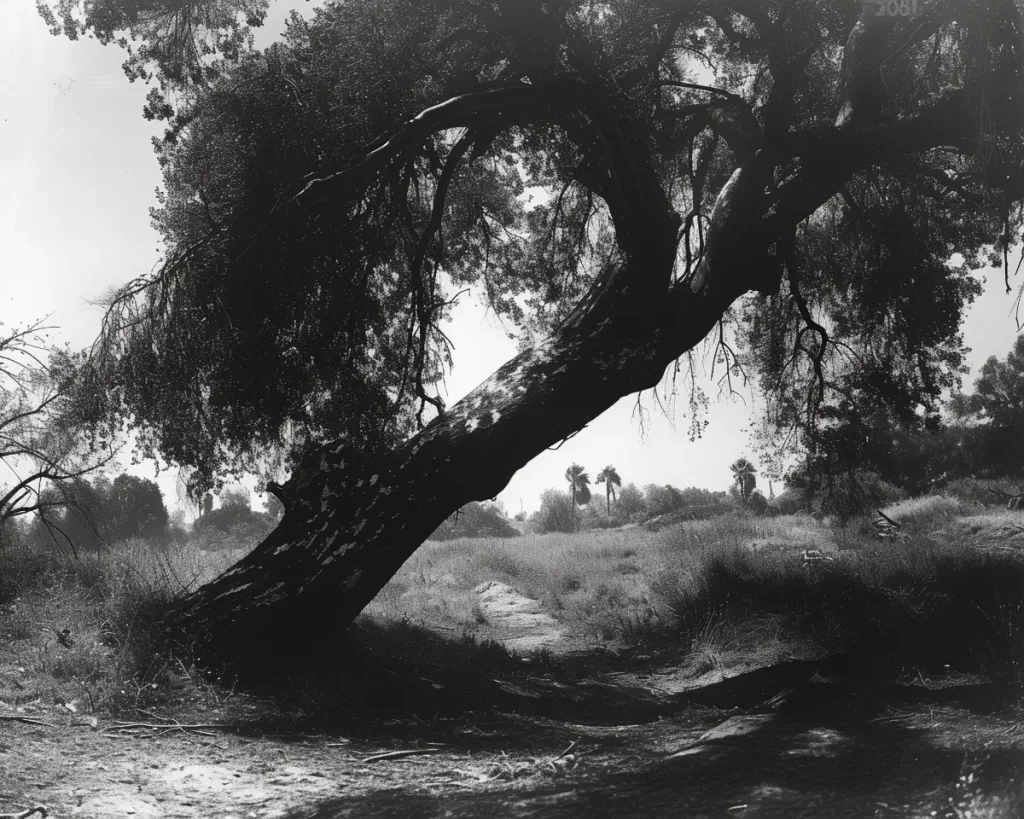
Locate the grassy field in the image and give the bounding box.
[368,501,1024,684]
[2,498,1023,719]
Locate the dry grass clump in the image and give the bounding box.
[370,508,1024,687]
[656,536,1024,683]
[880,495,971,528]
[0,535,242,715]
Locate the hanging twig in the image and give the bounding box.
[546,426,588,451]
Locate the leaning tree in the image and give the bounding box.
[40,0,1024,665]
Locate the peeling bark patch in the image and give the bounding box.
[215,582,252,601]
[255,582,287,605]
[342,569,363,591]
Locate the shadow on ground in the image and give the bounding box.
[283,695,1024,819]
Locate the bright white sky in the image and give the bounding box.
[2,0,1021,514]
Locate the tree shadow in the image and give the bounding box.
[209,617,679,745]
[280,688,1024,819]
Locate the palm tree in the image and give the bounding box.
[565,464,591,531]
[730,458,757,503]
[595,465,622,516]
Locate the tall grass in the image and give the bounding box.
[3,503,1023,715]
[370,508,1024,686]
[654,538,1024,684]
[0,536,241,714]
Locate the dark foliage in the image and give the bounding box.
[429,501,519,540]
[44,0,1024,502]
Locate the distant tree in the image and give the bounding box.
[730,458,757,503]
[797,469,903,527]
[773,487,808,516]
[746,489,769,517]
[971,335,1024,428]
[961,335,1024,475]
[429,501,518,540]
[643,484,686,517]
[262,492,284,522]
[564,464,590,531]
[32,479,108,552]
[105,474,169,543]
[595,465,622,516]
[616,483,646,523]
[0,320,115,550]
[676,486,732,513]
[218,486,251,510]
[194,487,273,545]
[168,508,190,540]
[531,489,574,534]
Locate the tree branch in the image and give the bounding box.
[619,18,684,90]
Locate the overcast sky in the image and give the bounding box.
[2,0,1021,515]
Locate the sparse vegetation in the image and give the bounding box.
[364,505,1024,689]
[3,494,1023,816]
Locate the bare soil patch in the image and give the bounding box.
[474,581,566,653]
[3,638,1023,818]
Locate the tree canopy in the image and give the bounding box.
[39,0,1024,501]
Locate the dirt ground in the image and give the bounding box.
[3,581,1023,819]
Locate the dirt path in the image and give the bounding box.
[473,581,565,653]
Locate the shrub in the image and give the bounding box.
[812,470,904,525]
[774,487,808,515]
[530,489,575,533]
[943,477,1024,507]
[429,501,519,540]
[880,495,965,528]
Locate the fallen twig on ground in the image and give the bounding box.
[103,717,237,739]
[363,748,444,763]
[0,806,48,819]
[0,714,52,727]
